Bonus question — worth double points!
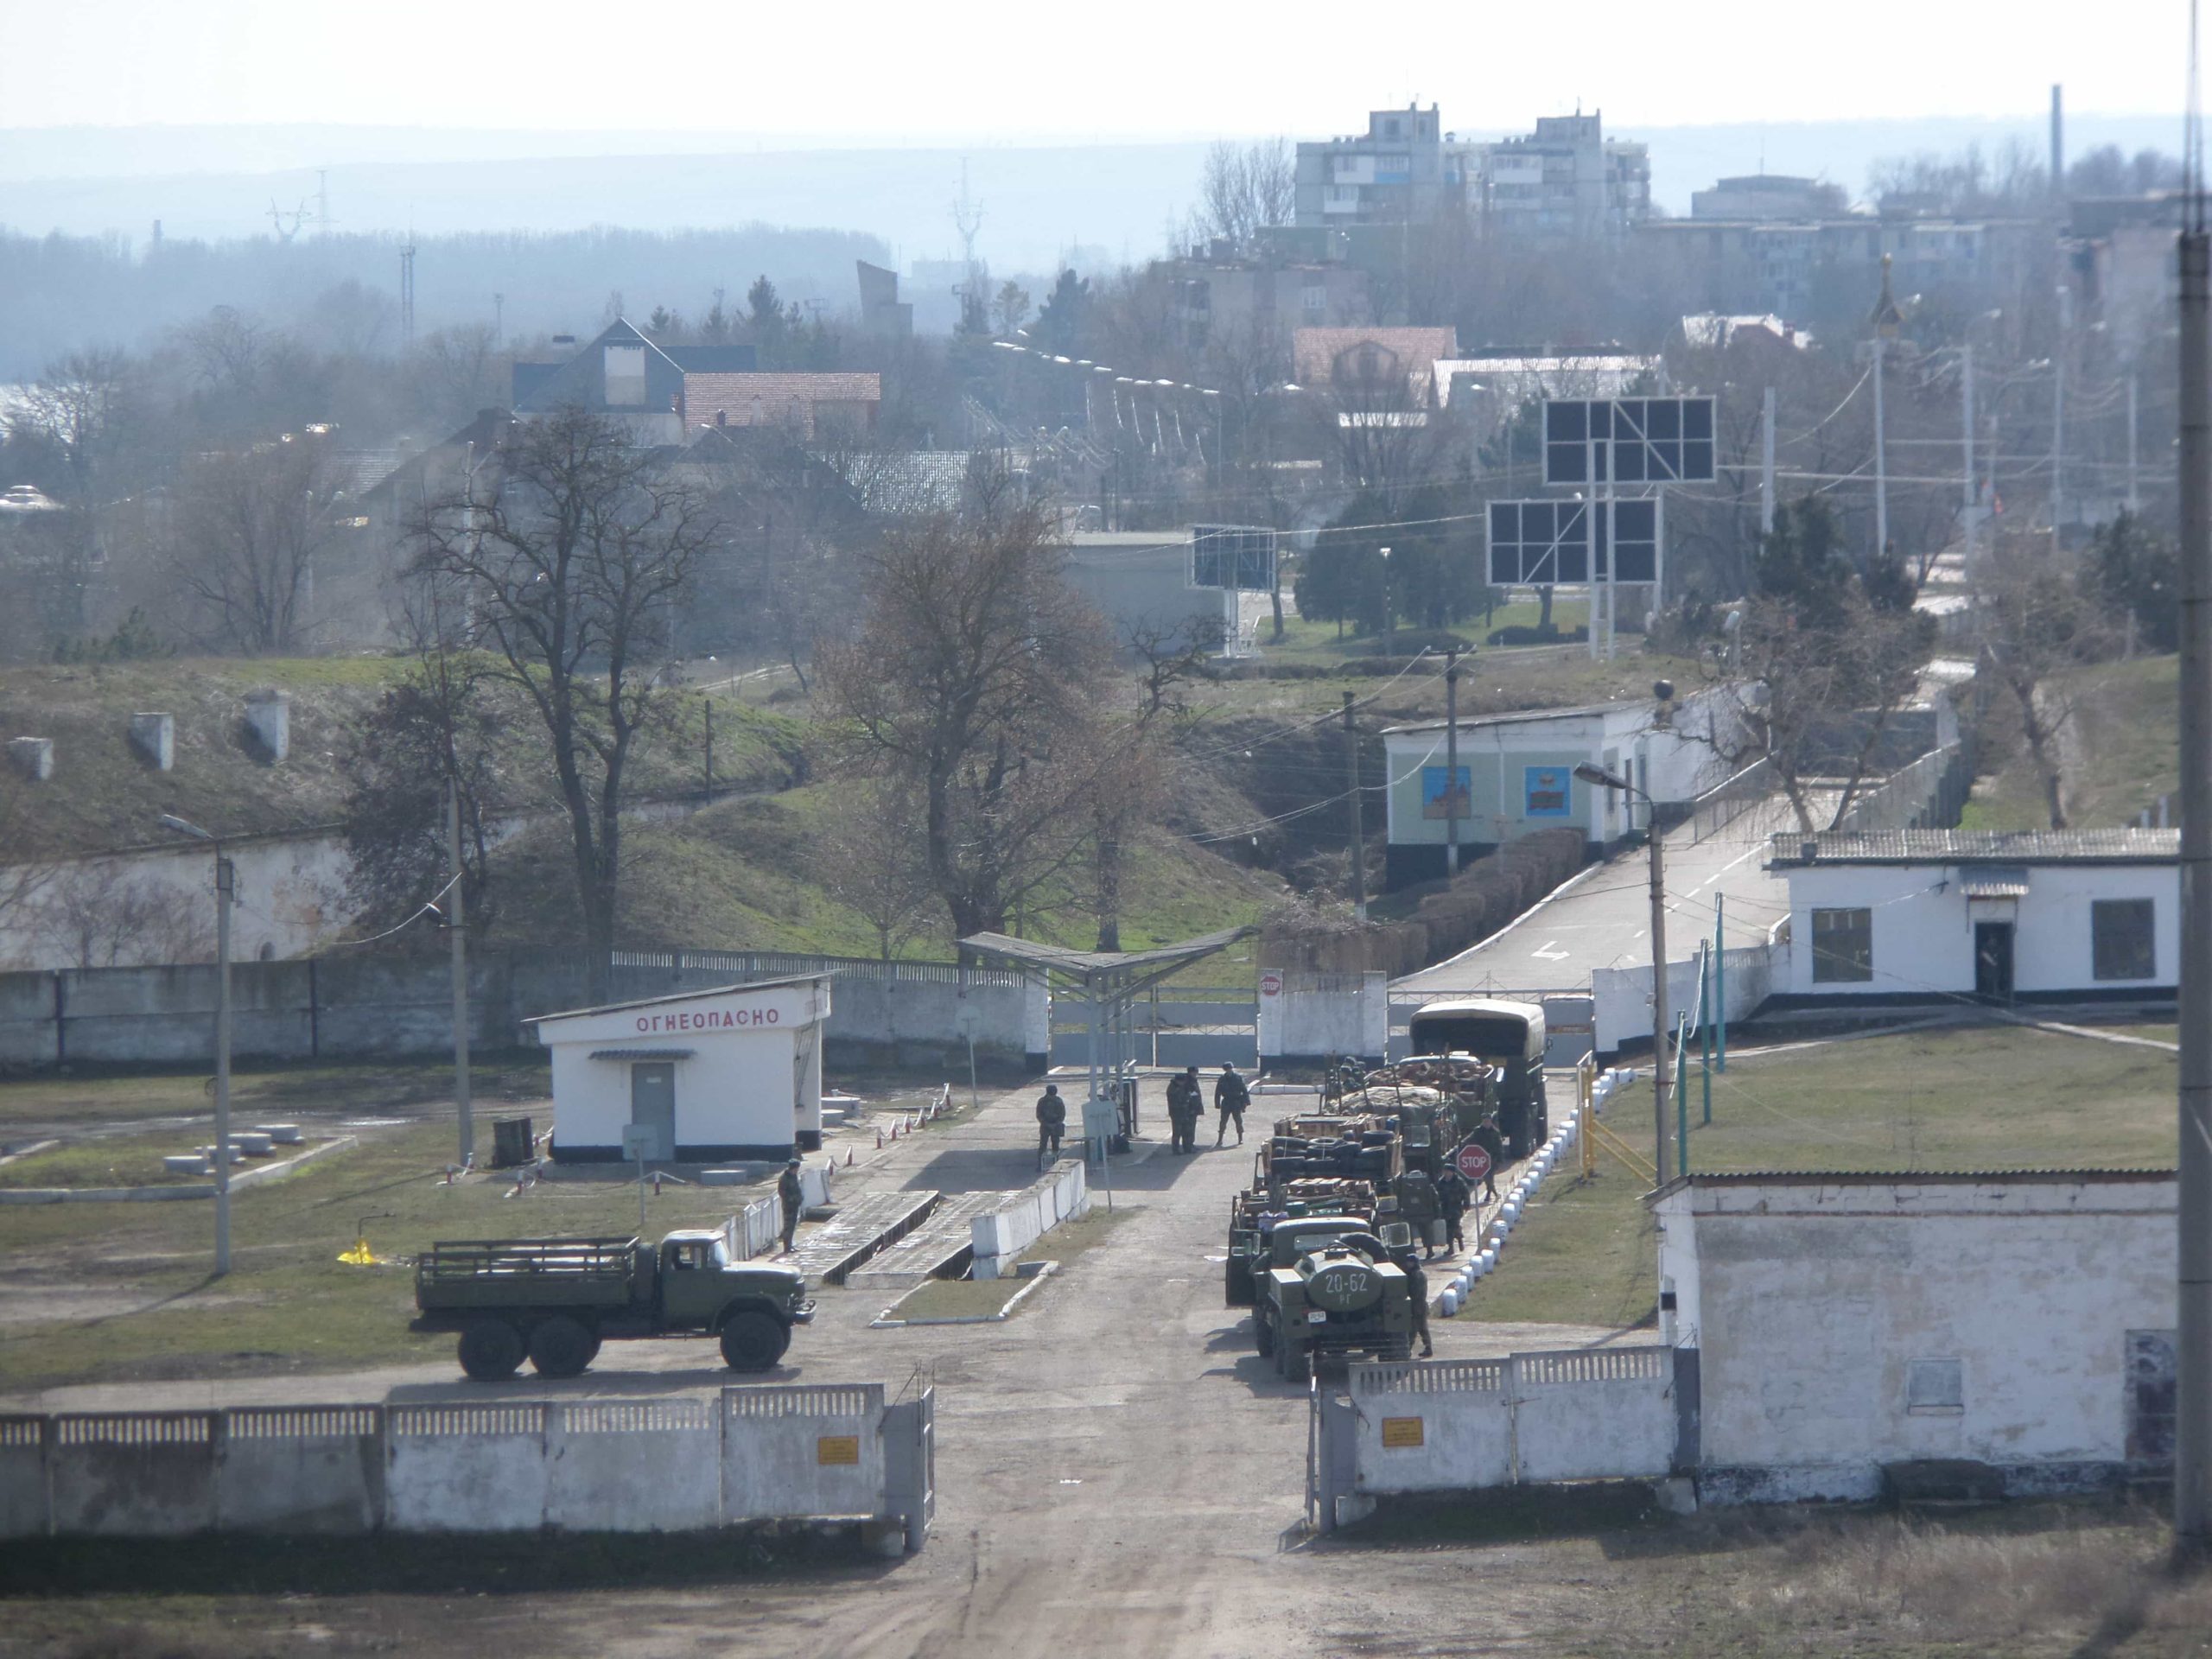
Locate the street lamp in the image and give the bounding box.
[160,813,233,1274]
[1574,731,1674,1186]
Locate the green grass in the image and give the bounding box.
[0,1117,786,1393]
[1255,597,1592,668]
[1961,653,2178,832]
[1461,1022,2179,1328]
[0,1128,220,1188]
[0,1057,550,1134]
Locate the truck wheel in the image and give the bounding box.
[458,1320,524,1382]
[719,1311,789,1371]
[527,1315,595,1379]
[1253,1312,1276,1361]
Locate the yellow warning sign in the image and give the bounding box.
[1380,1416,1425,1449]
[817,1435,861,1466]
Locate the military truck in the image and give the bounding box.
[413,1224,815,1381]
[1405,997,1548,1159]
[1225,1182,1382,1306]
[1254,1218,1417,1382]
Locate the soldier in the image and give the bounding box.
[1436,1165,1471,1255]
[1166,1064,1202,1154]
[1213,1062,1250,1147]
[1471,1113,1505,1202]
[1034,1083,1067,1168]
[777,1157,805,1254]
[1395,1249,1434,1358]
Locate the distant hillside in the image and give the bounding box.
[1962,653,2180,834]
[0,657,803,861]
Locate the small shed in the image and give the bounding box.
[526,976,832,1164]
[1768,829,2178,1004]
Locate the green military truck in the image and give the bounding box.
[413,1224,815,1382]
[1251,1217,1416,1382]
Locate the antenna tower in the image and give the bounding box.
[951,159,984,274]
[400,237,417,353]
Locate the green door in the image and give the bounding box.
[630,1063,676,1160]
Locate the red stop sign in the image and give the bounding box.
[1454,1141,1493,1183]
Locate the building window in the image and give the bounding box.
[1809,907,1873,982]
[2092,899,2156,981]
[1906,1357,1963,1413]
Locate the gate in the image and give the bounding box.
[1049,984,1258,1070]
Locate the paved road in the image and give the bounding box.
[6,1074,1624,1659]
[1395,793,1805,999]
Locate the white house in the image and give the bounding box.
[1380,688,1741,887]
[1652,1170,2177,1503]
[527,976,832,1164]
[1769,829,2178,1004]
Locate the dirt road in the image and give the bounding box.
[3,1075,1619,1658]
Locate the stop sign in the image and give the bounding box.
[1454,1141,1493,1183]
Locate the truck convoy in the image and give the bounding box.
[414,1222,815,1381]
[1224,996,1551,1367]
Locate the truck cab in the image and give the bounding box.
[652,1230,812,1337]
[1258,1219,1416,1382]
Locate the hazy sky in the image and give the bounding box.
[0,0,2191,140]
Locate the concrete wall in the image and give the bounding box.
[1258,970,1389,1062]
[1656,1173,2177,1502]
[1779,861,2178,999]
[1342,1346,1675,1498]
[1593,938,1776,1054]
[0,950,1040,1073]
[0,1385,929,1545]
[972,1159,1090,1279]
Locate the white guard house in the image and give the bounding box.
[1767,829,2178,1006]
[527,975,832,1164]
[1379,689,1738,888]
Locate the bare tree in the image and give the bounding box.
[29,863,213,968]
[410,406,712,995]
[816,501,1112,938]
[1197,139,1296,252]
[1974,537,2119,828]
[169,431,345,652]
[808,779,938,959]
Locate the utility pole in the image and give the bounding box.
[447,777,474,1167]
[1378,546,1394,657]
[1444,649,1462,878]
[1759,385,1777,537]
[2173,203,2212,1556]
[1647,798,1669,1179]
[2128,370,2142,515]
[493,292,505,341]
[1872,332,1890,560]
[400,239,416,355]
[704,698,715,798]
[2054,284,2072,539]
[1961,345,1977,574]
[1344,692,1367,923]
[213,854,233,1274]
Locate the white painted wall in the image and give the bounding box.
[1258,970,1389,1058]
[1781,862,2178,997]
[534,979,830,1156]
[1656,1174,2177,1500]
[971,1159,1090,1279]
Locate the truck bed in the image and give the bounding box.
[415,1236,645,1311]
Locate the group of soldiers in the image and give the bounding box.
[1166,1062,1248,1154]
[1033,1064,1251,1163]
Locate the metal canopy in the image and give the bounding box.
[959,926,1256,1179]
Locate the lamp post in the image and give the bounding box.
[160,813,232,1274]
[1573,751,1670,1185]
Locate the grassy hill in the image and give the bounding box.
[0,656,804,859]
[1961,653,2178,833]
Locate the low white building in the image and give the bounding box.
[528,976,831,1164]
[1652,1170,2177,1503]
[1769,829,2178,1005]
[1380,689,1740,887]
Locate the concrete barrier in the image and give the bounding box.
[971,1159,1089,1280]
[0,1387,936,1546]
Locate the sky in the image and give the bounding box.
[0,0,2195,142]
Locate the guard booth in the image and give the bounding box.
[527,976,832,1163]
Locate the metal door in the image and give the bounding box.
[629,1063,676,1160]
[1974,922,2014,1001]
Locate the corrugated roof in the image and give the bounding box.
[958,926,1254,982]
[1958,865,2031,899]
[1770,828,2177,867]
